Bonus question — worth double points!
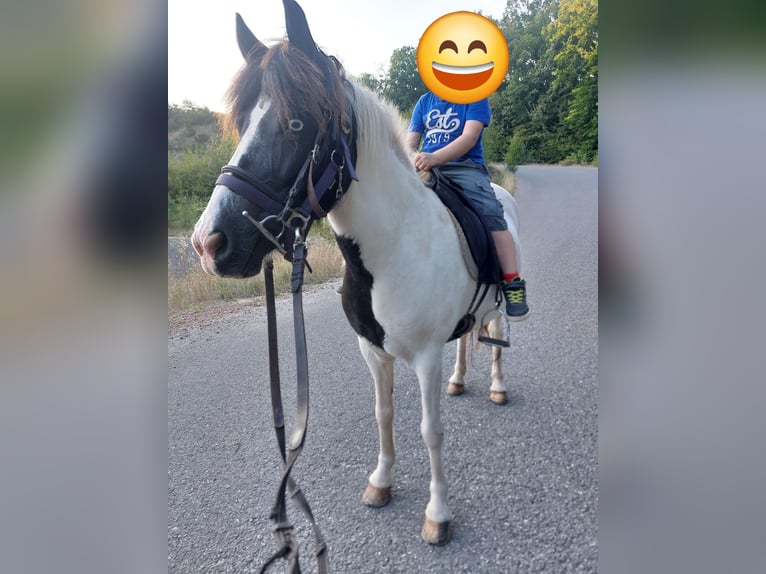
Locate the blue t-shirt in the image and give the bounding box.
[408,93,491,164]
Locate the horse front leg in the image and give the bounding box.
[414,346,452,545]
[487,316,508,405]
[358,337,395,508]
[447,334,468,396]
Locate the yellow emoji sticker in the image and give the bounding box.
[417,12,509,104]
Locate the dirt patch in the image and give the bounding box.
[167,281,341,339]
[168,298,262,339]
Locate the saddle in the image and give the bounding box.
[429,168,502,285]
[428,168,510,346]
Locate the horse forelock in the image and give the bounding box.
[224,40,349,142]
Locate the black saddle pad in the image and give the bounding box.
[430,168,502,285]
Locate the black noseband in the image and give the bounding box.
[216,165,285,216]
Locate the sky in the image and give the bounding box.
[168,0,510,112]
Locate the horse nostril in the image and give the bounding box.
[203,230,226,258]
[191,233,204,256]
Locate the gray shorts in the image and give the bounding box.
[438,160,507,231]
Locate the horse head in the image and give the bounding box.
[192,0,354,277]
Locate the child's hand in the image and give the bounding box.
[413,152,440,171]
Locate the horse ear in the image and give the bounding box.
[236,13,265,62]
[282,0,319,61]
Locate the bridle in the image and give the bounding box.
[215,98,358,261]
[216,79,357,574]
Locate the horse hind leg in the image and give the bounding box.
[447,334,468,396]
[358,337,395,508]
[414,345,453,545]
[487,316,508,405]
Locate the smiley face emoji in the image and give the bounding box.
[417,11,509,104]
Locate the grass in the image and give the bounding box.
[488,163,517,195]
[168,233,344,313]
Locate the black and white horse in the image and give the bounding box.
[191,0,523,545]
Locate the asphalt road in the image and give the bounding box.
[168,165,598,573]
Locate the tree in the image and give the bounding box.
[492,0,561,162]
[544,0,598,160]
[381,46,426,115]
[356,71,384,94]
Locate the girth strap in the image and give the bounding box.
[448,282,492,342]
[260,240,329,574]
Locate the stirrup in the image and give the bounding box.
[477,306,511,348]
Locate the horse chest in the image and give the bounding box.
[336,235,386,349]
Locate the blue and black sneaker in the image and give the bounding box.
[501,277,530,321]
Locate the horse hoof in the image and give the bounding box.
[421,517,453,545]
[362,483,391,508]
[489,390,508,405]
[447,382,464,396]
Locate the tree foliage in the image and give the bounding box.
[355,72,384,94]
[168,101,224,153]
[490,0,598,163]
[356,46,426,116]
[381,46,427,115]
[168,102,236,232]
[545,0,598,160]
[359,0,598,165]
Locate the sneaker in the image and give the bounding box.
[501,277,530,321]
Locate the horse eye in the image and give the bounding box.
[288,119,304,132]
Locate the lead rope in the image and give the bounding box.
[260,230,329,574]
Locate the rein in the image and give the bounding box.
[222,91,357,574]
[259,235,329,574]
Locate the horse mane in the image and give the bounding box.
[345,81,417,172]
[224,39,350,142]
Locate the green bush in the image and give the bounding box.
[504,133,529,172]
[560,149,592,166]
[482,124,509,163]
[168,195,209,234]
[168,136,236,233]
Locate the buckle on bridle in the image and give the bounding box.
[329,148,344,171]
[242,211,288,257]
[282,207,311,232]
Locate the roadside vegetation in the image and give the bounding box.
[168,220,344,312]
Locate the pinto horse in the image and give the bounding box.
[191,0,523,546]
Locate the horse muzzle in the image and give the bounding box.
[192,229,225,276]
[191,220,263,279]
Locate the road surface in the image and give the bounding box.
[168,165,598,573]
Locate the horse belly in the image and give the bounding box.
[372,280,475,362]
